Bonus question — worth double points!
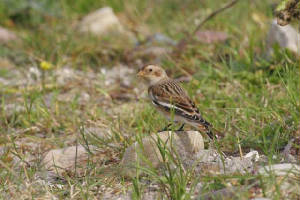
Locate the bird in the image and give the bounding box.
[137,64,221,140]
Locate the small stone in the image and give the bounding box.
[245,150,260,162]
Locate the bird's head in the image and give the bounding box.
[137,64,168,85]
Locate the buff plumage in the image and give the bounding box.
[137,65,217,139]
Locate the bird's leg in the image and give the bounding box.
[177,123,185,131]
[160,123,172,132]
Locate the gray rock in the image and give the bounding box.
[258,163,300,176]
[258,163,300,199]
[266,19,300,56]
[198,186,245,200]
[192,150,255,175]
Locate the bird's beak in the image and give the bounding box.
[137,71,144,77]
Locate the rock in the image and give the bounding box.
[258,163,300,199]
[0,26,18,43]
[42,145,98,176]
[195,30,228,44]
[245,150,260,162]
[258,163,300,176]
[266,19,300,56]
[198,187,244,200]
[27,66,41,83]
[120,131,204,178]
[192,150,255,175]
[78,7,136,43]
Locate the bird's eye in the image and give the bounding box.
[149,68,152,72]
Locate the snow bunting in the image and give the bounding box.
[137,64,219,139]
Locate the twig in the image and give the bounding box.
[175,0,239,52]
[191,0,239,36]
[236,131,243,157]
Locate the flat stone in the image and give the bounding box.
[258,163,300,176]
[42,145,98,176]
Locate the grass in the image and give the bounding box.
[0,0,299,199]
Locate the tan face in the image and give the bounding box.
[137,65,167,84]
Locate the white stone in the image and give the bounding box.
[79,7,124,35]
[266,19,300,56]
[258,163,300,176]
[245,150,259,162]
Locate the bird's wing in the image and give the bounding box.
[148,79,211,127]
